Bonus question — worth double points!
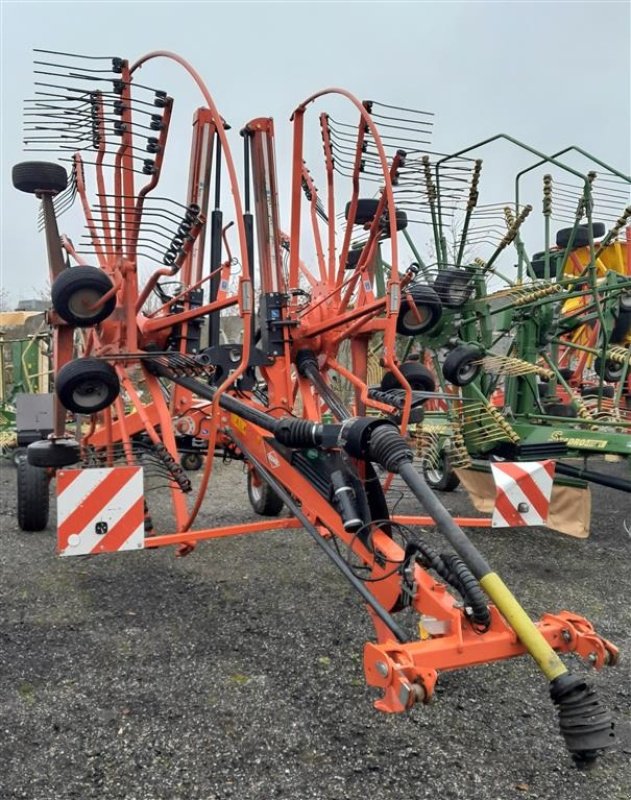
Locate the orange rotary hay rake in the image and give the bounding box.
[13,49,619,765]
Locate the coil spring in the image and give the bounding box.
[483,404,520,444]
[90,92,101,148]
[574,398,593,422]
[606,345,629,364]
[163,204,201,267]
[422,155,437,202]
[543,174,552,216]
[154,443,192,492]
[499,204,532,249]
[466,160,482,212]
[513,283,562,306]
[449,428,472,468]
[367,387,423,410]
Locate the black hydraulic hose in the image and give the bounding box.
[437,552,491,631]
[404,533,490,630]
[230,434,409,643]
[555,461,631,493]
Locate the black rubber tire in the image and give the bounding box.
[530,251,564,280]
[593,357,624,383]
[181,452,203,471]
[379,208,408,237]
[397,285,443,336]
[530,252,545,279]
[442,346,482,387]
[17,459,50,531]
[344,199,408,232]
[544,403,578,418]
[27,438,81,468]
[12,161,68,195]
[380,361,436,392]
[345,247,364,270]
[56,358,120,414]
[51,267,116,327]
[581,384,615,399]
[555,223,606,250]
[433,268,474,309]
[620,294,631,312]
[422,449,460,492]
[247,469,284,516]
[12,447,27,466]
[346,199,379,224]
[611,310,631,345]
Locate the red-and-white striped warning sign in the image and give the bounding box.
[490,460,555,527]
[57,466,144,556]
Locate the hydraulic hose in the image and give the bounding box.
[409,537,491,631]
[439,552,491,631]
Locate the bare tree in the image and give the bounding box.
[424,209,478,267]
[29,280,52,304]
[0,287,12,312]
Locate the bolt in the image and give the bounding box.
[375,661,389,677]
[399,682,411,708]
[411,683,426,704]
[561,629,572,643]
[588,652,598,664]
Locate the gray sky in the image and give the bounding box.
[2,0,630,303]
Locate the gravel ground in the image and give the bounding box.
[1,457,630,800]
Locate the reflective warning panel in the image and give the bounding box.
[490,460,555,528]
[56,466,144,556]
